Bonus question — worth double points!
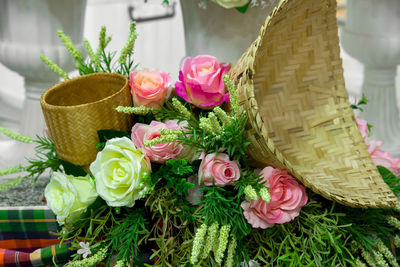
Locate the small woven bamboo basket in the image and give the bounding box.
[40,73,133,166]
[230,0,398,208]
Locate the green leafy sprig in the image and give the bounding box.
[0,134,62,192]
[351,94,368,111]
[105,209,149,264]
[40,22,137,79]
[137,97,250,162]
[200,186,251,240]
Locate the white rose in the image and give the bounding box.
[89,137,152,207]
[212,0,249,8]
[45,172,97,226]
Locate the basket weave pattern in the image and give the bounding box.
[41,73,133,166]
[230,0,397,208]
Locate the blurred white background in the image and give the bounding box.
[0,0,399,144]
[0,0,185,132]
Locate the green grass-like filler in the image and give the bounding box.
[144,187,400,266]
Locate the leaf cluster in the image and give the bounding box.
[24,135,62,181]
[156,98,251,162]
[41,24,137,79]
[243,166,400,266]
[145,184,201,266]
[62,199,152,266]
[105,209,149,264]
[0,135,89,193]
[194,111,249,161]
[79,50,136,78]
[200,186,251,239]
[351,94,368,111]
[151,159,196,222]
[245,194,355,266]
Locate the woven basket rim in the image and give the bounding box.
[40,73,128,111]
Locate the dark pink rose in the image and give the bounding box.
[198,152,240,186]
[241,167,308,229]
[175,55,231,109]
[131,120,185,164]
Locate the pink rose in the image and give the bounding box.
[129,70,172,108]
[355,117,400,174]
[356,117,369,141]
[175,55,231,109]
[198,152,240,186]
[131,120,185,164]
[368,139,400,174]
[241,167,308,229]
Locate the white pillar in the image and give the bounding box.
[0,0,87,168]
[341,0,400,156]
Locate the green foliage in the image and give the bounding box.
[236,2,250,13]
[351,94,368,111]
[41,23,137,78]
[241,169,400,267]
[367,123,373,136]
[59,159,87,177]
[152,97,195,123]
[378,165,400,196]
[151,159,194,196]
[145,184,201,266]
[151,159,195,221]
[24,135,62,182]
[200,186,251,240]
[62,198,111,245]
[0,134,90,192]
[96,129,131,150]
[155,98,250,162]
[245,194,355,266]
[64,200,151,266]
[333,166,400,253]
[137,112,155,125]
[105,209,149,264]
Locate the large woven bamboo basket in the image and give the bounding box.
[40,73,133,166]
[230,0,398,208]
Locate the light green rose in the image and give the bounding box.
[212,0,249,8]
[89,137,152,207]
[45,172,97,226]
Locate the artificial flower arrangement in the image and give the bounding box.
[1,21,400,267]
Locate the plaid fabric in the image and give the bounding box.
[0,206,72,266]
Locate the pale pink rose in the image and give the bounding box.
[175,55,231,109]
[129,70,172,108]
[356,117,369,141]
[368,139,400,174]
[356,117,400,174]
[198,152,240,186]
[131,120,185,164]
[241,167,308,229]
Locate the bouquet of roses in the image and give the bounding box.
[1,23,400,267]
